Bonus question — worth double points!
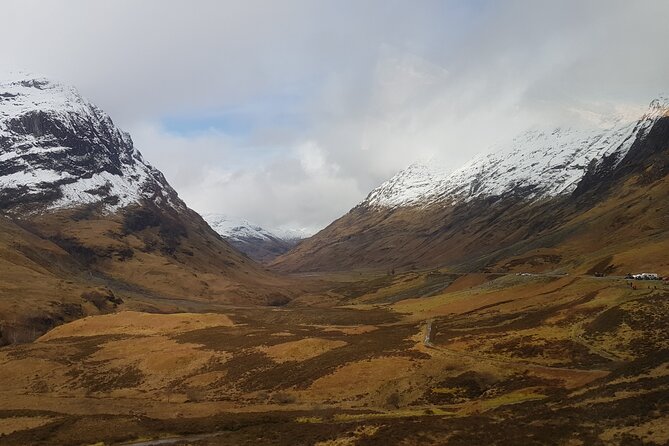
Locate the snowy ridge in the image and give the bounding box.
[363,163,449,208]
[363,98,669,209]
[0,74,182,213]
[203,214,311,244]
[271,226,313,242]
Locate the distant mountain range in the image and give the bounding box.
[203,213,310,262]
[273,98,669,275]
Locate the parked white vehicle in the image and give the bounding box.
[627,273,661,280]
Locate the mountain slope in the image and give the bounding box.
[0,75,296,344]
[272,99,669,274]
[203,214,307,262]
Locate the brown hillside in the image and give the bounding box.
[0,203,302,346]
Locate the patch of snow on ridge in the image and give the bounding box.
[0,75,84,123]
[363,98,668,209]
[2,169,71,188]
[271,227,314,241]
[364,163,449,209]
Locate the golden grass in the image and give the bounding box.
[315,425,381,446]
[453,389,547,416]
[296,416,323,423]
[90,335,231,389]
[444,273,492,293]
[431,387,460,395]
[599,414,669,444]
[479,390,546,410]
[306,356,417,401]
[38,311,234,340]
[0,416,58,435]
[334,408,453,422]
[258,338,347,363]
[318,325,379,335]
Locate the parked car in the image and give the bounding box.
[627,273,661,280]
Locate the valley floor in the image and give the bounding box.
[0,270,668,445]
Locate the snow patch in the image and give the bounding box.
[2,169,71,188]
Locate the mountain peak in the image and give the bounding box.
[363,162,448,208]
[0,75,181,214]
[0,74,88,119]
[650,93,669,105]
[203,213,313,242]
[203,213,310,262]
[647,95,669,118]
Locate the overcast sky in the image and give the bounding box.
[2,0,669,232]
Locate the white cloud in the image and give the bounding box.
[130,124,361,231]
[295,141,330,175]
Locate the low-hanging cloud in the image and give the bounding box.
[2,0,669,231]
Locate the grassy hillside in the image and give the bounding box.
[0,204,305,345]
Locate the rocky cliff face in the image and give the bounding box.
[0,75,182,213]
[273,99,669,274]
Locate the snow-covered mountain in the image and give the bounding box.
[273,96,669,272]
[363,98,668,209]
[204,214,310,243]
[0,74,297,328]
[204,213,310,262]
[0,74,183,213]
[0,73,309,264]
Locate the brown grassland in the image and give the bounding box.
[0,265,668,445]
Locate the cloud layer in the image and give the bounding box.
[3,0,669,231]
